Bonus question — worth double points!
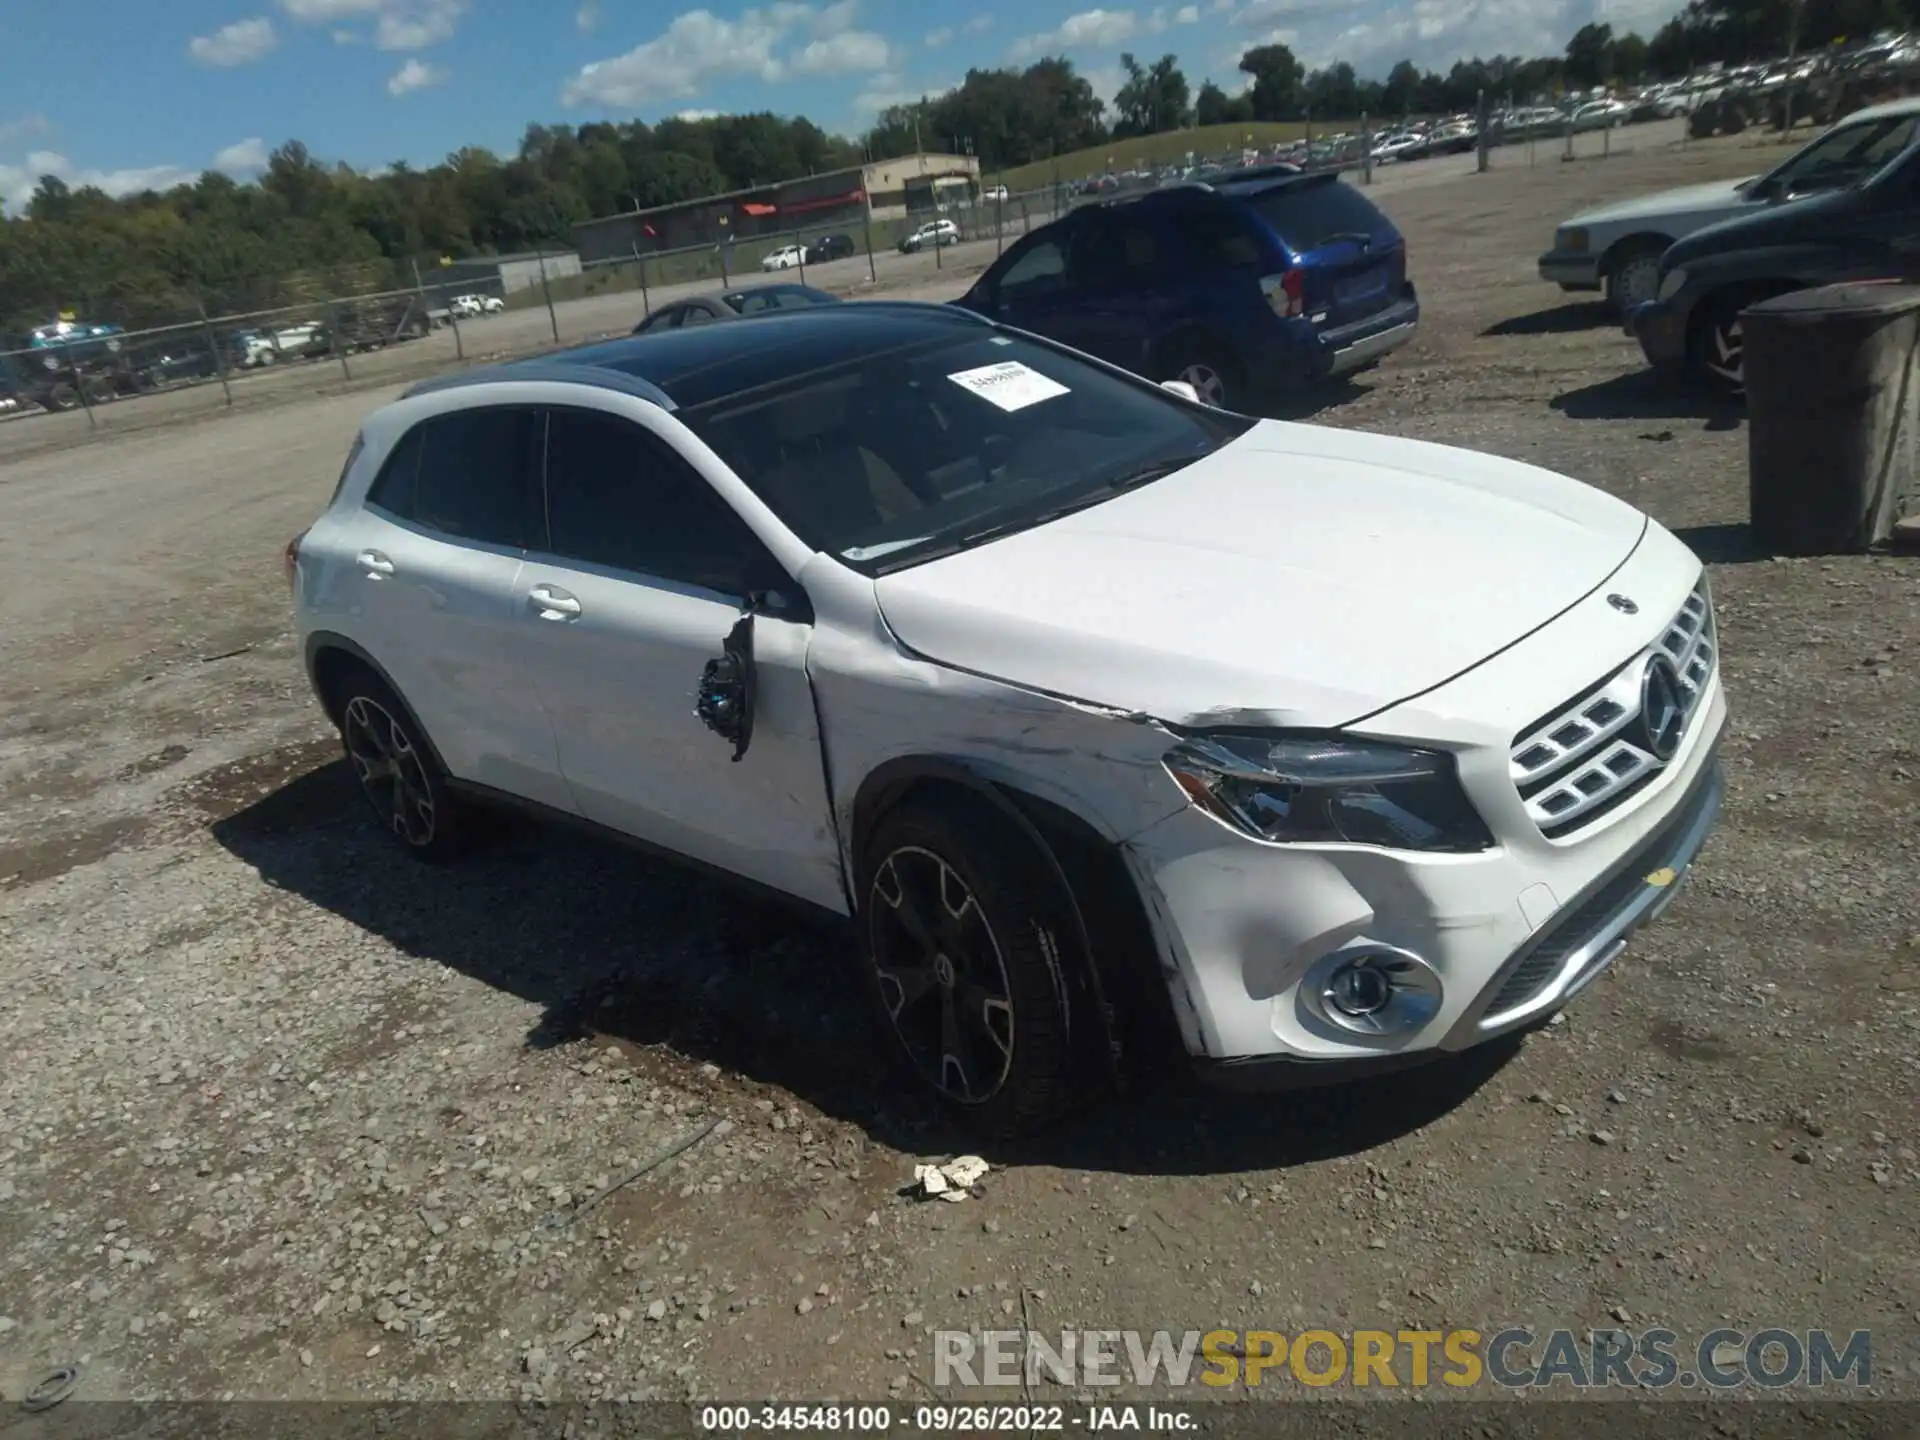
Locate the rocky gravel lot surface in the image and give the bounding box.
[0,126,1915,1419]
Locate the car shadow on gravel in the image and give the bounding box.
[1482,301,1613,336]
[1671,521,1768,564]
[210,756,1514,1177]
[1255,378,1371,422]
[1550,370,1745,431]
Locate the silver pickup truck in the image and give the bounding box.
[1537,96,1920,315]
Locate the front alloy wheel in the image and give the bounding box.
[868,845,1017,1105]
[1700,312,1744,393]
[342,693,438,849]
[859,801,1091,1134]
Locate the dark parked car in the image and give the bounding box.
[1631,132,1920,391]
[631,283,840,335]
[805,233,857,264]
[950,171,1418,411]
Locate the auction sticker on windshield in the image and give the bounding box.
[948,361,1069,412]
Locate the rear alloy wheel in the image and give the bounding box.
[335,673,463,860]
[1163,342,1240,410]
[860,801,1088,1135]
[1606,249,1664,317]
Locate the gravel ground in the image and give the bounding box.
[1,121,1915,1413]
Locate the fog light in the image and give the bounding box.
[1326,961,1393,1017]
[1308,944,1445,1037]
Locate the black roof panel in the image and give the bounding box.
[544,300,991,409]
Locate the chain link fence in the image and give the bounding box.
[0,120,1682,438]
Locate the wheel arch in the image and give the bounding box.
[1599,232,1673,276]
[851,757,1188,1086]
[1149,322,1237,381]
[304,632,456,779]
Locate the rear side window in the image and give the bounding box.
[1073,217,1164,288]
[367,408,540,550]
[1240,180,1398,253]
[1171,205,1264,268]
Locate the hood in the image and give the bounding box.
[1667,184,1866,267]
[1568,177,1755,229]
[872,421,1648,728]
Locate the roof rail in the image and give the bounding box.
[402,361,679,410]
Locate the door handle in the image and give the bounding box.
[357,549,394,578]
[528,584,582,620]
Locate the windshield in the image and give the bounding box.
[1763,113,1918,194]
[679,330,1254,576]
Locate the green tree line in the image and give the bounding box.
[4,0,1915,333]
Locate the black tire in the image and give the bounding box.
[857,796,1091,1136]
[330,666,465,861]
[1158,338,1243,411]
[1689,287,1790,398]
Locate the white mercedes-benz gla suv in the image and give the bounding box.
[289,302,1725,1134]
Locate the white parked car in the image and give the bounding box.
[1539,96,1920,315]
[761,244,808,272]
[450,293,505,317]
[982,184,1009,203]
[288,303,1726,1134]
[238,323,321,367]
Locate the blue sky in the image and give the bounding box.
[0,0,1679,212]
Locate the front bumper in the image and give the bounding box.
[1538,250,1602,290]
[1124,538,1726,1078]
[1632,296,1691,370]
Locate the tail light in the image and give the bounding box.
[284,531,305,593]
[1260,267,1306,319]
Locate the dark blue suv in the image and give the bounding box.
[952,172,1418,411]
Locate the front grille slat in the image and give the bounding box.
[1509,582,1717,839]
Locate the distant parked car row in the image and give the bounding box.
[1538,95,1920,390]
[450,293,505,318]
[759,233,860,272]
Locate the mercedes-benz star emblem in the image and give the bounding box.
[1607,593,1639,615]
[1637,654,1687,762]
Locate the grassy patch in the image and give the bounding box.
[992,121,1362,192]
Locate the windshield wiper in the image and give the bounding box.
[868,458,1197,573]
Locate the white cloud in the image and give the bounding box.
[188,16,279,66]
[277,0,464,50]
[386,57,445,94]
[814,0,860,34]
[851,72,957,119]
[214,136,271,173]
[576,0,600,28]
[0,152,199,214]
[1175,3,1199,19]
[924,25,954,47]
[562,7,808,107]
[792,28,890,74]
[962,14,993,34]
[1009,8,1138,61]
[1211,0,1678,79]
[677,108,722,120]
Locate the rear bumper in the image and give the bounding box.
[1539,250,1602,289]
[1247,285,1421,395]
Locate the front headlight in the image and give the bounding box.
[1557,226,1589,254]
[1163,735,1495,853]
[1657,266,1688,301]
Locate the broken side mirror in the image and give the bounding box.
[695,606,757,762]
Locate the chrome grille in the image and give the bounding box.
[1510,583,1716,838]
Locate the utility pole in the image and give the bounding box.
[913,106,923,156]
